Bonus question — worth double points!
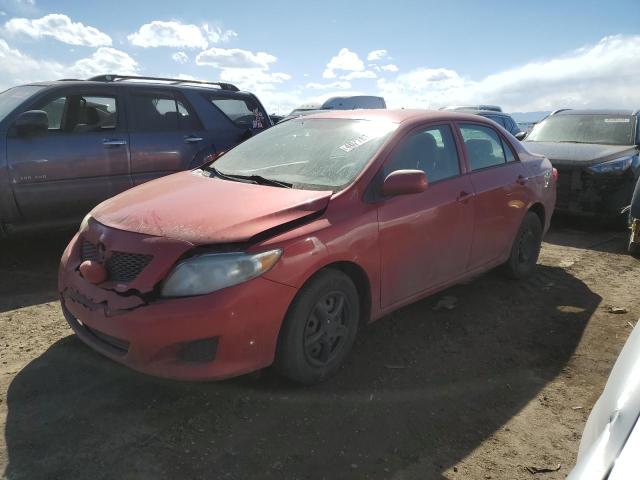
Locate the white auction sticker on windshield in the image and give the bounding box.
[339,134,372,153]
[604,118,630,123]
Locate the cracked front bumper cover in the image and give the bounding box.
[58,221,299,381]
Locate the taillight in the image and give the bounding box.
[552,167,558,182]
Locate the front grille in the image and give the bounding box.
[81,240,153,283]
[81,241,99,261]
[106,251,153,283]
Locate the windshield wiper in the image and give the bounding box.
[225,173,293,188]
[204,166,292,188]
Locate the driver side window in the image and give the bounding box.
[383,124,461,183]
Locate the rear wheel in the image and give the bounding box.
[275,269,359,385]
[503,212,543,279]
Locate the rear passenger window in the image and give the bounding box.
[384,125,460,183]
[460,124,510,171]
[129,93,200,132]
[208,96,266,129]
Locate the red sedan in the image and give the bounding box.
[59,110,556,384]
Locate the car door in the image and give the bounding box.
[456,122,529,271]
[127,88,209,185]
[7,87,130,221]
[377,123,475,309]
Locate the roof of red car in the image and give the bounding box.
[301,108,493,125]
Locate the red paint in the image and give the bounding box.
[59,110,556,381]
[382,169,428,196]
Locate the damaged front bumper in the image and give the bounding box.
[58,221,298,381]
[554,165,635,218]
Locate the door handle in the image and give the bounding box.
[516,175,528,185]
[457,190,474,203]
[103,138,127,146]
[184,136,204,144]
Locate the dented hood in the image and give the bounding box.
[91,171,333,244]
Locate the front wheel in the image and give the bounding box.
[503,212,543,279]
[275,269,359,385]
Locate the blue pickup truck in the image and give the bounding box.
[0,74,272,235]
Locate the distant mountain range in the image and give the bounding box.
[510,111,551,123]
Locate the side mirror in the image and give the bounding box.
[13,110,48,137]
[515,131,527,141]
[382,169,428,197]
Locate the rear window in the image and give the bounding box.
[209,96,267,129]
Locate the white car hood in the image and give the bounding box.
[568,322,640,479]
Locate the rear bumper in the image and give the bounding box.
[60,274,298,382]
[554,166,635,218]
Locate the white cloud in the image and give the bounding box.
[306,80,351,90]
[5,13,112,47]
[196,46,292,112]
[323,48,364,78]
[0,41,136,88]
[71,47,138,77]
[367,49,389,61]
[171,51,188,64]
[203,24,237,44]
[196,47,276,69]
[219,67,290,90]
[128,20,208,49]
[0,38,64,86]
[379,64,398,72]
[378,35,640,111]
[341,70,376,80]
[127,20,237,49]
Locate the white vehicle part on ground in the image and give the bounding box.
[567,322,640,479]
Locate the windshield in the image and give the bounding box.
[211,118,397,191]
[526,114,636,145]
[0,85,44,122]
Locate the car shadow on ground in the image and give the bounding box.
[4,263,600,480]
[0,230,74,312]
[544,215,629,255]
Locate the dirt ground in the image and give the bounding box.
[1,218,638,480]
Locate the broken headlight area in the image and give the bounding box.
[588,156,634,174]
[160,249,282,297]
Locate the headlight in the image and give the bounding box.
[161,249,282,297]
[79,213,92,232]
[588,156,633,174]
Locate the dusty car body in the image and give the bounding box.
[524,109,640,220]
[59,110,556,384]
[567,321,640,479]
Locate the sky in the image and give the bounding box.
[0,0,638,115]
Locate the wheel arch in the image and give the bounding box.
[528,202,546,228]
[287,260,373,329]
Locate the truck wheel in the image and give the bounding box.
[275,269,359,385]
[503,212,542,279]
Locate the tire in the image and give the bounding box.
[275,269,360,385]
[503,212,543,279]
